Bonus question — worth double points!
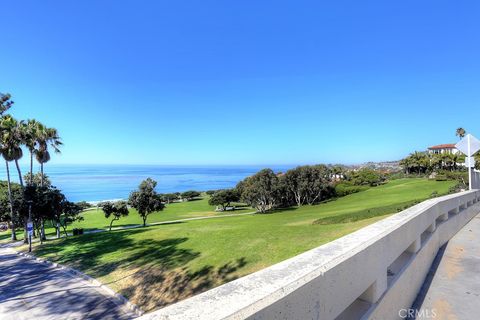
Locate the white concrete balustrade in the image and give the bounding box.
[140,190,480,320]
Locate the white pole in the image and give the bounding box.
[468,135,472,190]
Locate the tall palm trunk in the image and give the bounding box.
[39,161,46,241]
[29,151,33,185]
[5,161,17,241]
[14,159,23,188]
[14,159,28,242]
[40,163,44,186]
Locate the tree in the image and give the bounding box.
[128,178,165,226]
[1,116,25,188]
[0,115,24,240]
[102,201,129,231]
[0,92,64,244]
[238,169,280,213]
[180,190,201,201]
[22,119,43,184]
[283,167,303,206]
[23,172,51,188]
[23,171,52,241]
[205,190,217,196]
[400,151,432,174]
[0,93,14,115]
[31,186,81,239]
[60,201,83,237]
[75,201,92,211]
[283,165,333,206]
[330,165,346,181]
[34,126,62,187]
[161,193,179,204]
[32,185,64,241]
[0,180,24,238]
[456,127,466,139]
[208,189,240,211]
[0,94,15,240]
[304,165,333,204]
[350,168,385,186]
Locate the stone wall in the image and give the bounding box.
[139,190,480,320]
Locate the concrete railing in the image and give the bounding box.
[472,169,480,189]
[140,190,480,320]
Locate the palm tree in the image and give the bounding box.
[35,126,62,187]
[0,94,16,240]
[2,117,26,188]
[22,119,42,185]
[34,126,62,241]
[0,93,14,114]
[0,115,24,241]
[456,128,466,139]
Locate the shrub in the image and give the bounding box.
[76,201,92,210]
[205,190,217,196]
[350,168,385,186]
[448,183,466,194]
[441,170,468,183]
[335,183,369,197]
[181,191,201,201]
[208,189,240,211]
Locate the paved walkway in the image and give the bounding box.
[412,214,480,319]
[0,248,136,320]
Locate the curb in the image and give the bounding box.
[6,248,144,317]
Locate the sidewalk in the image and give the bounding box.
[0,248,136,320]
[411,214,480,319]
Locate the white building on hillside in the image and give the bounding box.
[427,143,460,155]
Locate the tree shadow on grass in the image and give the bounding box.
[258,206,300,215]
[150,221,184,226]
[34,228,199,278]
[120,257,248,312]
[33,228,250,312]
[0,232,12,241]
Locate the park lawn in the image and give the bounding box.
[27,196,249,238]
[69,196,251,231]
[0,195,249,242]
[27,178,456,311]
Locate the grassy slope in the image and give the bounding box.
[28,178,455,311]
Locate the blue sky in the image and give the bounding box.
[1,0,479,165]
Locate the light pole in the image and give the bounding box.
[468,135,472,190]
[24,184,36,252]
[27,199,33,253]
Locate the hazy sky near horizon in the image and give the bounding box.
[1,1,480,166]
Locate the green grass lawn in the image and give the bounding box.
[70,197,251,231]
[0,196,250,242]
[18,178,454,311]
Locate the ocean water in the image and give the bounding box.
[0,164,293,202]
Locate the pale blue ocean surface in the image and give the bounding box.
[0,164,293,202]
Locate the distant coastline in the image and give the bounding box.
[0,162,400,202]
[1,164,295,202]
